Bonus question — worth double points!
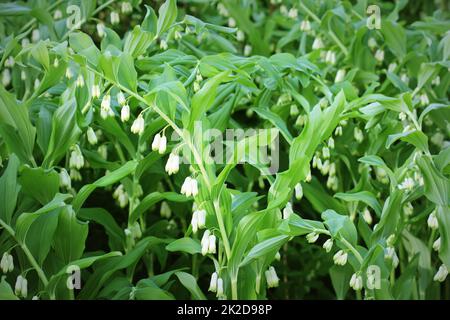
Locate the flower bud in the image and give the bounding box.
[131,114,145,135]
[323,239,333,252]
[209,272,218,292]
[86,127,98,145]
[121,104,130,122]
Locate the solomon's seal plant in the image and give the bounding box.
[0,0,449,300]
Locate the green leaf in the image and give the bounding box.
[72,160,138,212]
[175,272,206,300]
[0,277,19,300]
[239,235,289,267]
[381,20,406,59]
[42,98,81,168]
[166,237,201,255]
[335,191,382,217]
[0,154,20,225]
[157,0,177,36]
[0,86,36,164]
[19,166,59,205]
[53,206,89,264]
[322,210,357,245]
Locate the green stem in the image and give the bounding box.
[0,219,49,288]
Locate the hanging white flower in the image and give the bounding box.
[131,114,145,135]
[121,104,130,122]
[333,250,348,266]
[433,264,448,282]
[349,273,363,291]
[323,239,333,253]
[165,153,180,175]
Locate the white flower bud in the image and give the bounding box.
[363,207,373,225]
[300,19,311,31]
[323,239,333,252]
[349,273,363,291]
[228,17,236,27]
[312,37,324,50]
[201,230,211,256]
[97,23,106,37]
[160,39,168,50]
[70,169,82,181]
[191,211,199,234]
[69,145,84,169]
[288,8,298,19]
[110,11,120,25]
[165,153,180,175]
[121,1,133,14]
[433,237,441,252]
[306,232,319,243]
[160,201,171,219]
[15,275,23,296]
[333,250,348,266]
[131,114,145,135]
[59,168,71,189]
[1,69,11,87]
[335,69,346,83]
[216,278,224,298]
[354,127,363,143]
[433,264,448,282]
[244,44,252,56]
[91,84,101,98]
[152,134,161,151]
[208,235,216,254]
[209,272,218,292]
[384,247,399,268]
[53,9,62,20]
[375,49,384,62]
[368,37,377,49]
[236,30,245,42]
[294,183,303,200]
[265,266,279,288]
[76,74,84,87]
[388,62,397,73]
[290,104,299,117]
[86,127,98,145]
[158,135,167,154]
[121,104,130,122]
[196,209,206,229]
[32,29,40,42]
[419,93,429,107]
[427,212,439,230]
[275,251,281,261]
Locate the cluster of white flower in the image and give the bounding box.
[165,153,180,175]
[384,246,399,269]
[323,238,333,252]
[59,168,71,189]
[306,232,319,243]
[160,201,172,218]
[15,275,28,298]
[209,272,225,298]
[152,133,167,154]
[100,94,114,119]
[0,252,14,273]
[333,250,348,266]
[349,273,363,291]
[265,266,280,288]
[131,114,145,135]
[433,264,448,282]
[201,230,216,256]
[181,177,199,197]
[113,184,128,208]
[191,208,206,233]
[69,145,84,169]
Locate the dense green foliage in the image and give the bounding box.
[0,0,449,300]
